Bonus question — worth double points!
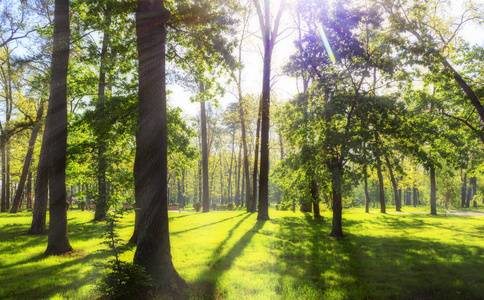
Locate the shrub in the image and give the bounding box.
[97,212,155,299]
[78,200,87,211]
[97,261,154,300]
[227,202,234,211]
[193,202,202,212]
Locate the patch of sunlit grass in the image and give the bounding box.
[1,206,483,299]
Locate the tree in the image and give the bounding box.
[44,0,72,256]
[10,103,44,213]
[252,0,286,220]
[132,0,185,294]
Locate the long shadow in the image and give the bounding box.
[0,251,110,299]
[171,213,248,236]
[271,213,484,299]
[192,218,266,299]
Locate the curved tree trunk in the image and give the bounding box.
[28,105,50,235]
[133,0,185,294]
[384,155,401,212]
[10,104,44,213]
[45,0,72,256]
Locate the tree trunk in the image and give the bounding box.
[364,167,370,213]
[461,171,467,208]
[256,0,272,221]
[26,171,32,209]
[133,0,185,294]
[430,164,437,215]
[251,98,262,212]
[10,104,44,213]
[413,186,418,207]
[6,143,10,210]
[94,19,111,221]
[384,155,400,212]
[235,141,241,207]
[376,158,386,213]
[329,161,343,238]
[45,0,72,256]
[28,104,50,235]
[1,138,5,212]
[228,132,235,204]
[311,178,320,218]
[200,83,210,213]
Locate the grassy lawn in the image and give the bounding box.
[1,207,483,299]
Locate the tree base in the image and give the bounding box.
[44,244,73,256]
[27,228,47,235]
[329,230,343,239]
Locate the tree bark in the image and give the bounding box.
[235,141,241,207]
[133,1,185,293]
[430,164,437,215]
[329,161,343,238]
[200,85,210,212]
[364,166,370,213]
[94,12,111,221]
[10,104,44,213]
[26,171,32,209]
[311,178,320,218]
[28,105,50,235]
[1,138,5,212]
[251,98,262,212]
[376,158,386,213]
[384,155,401,212]
[45,0,72,255]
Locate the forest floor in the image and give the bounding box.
[0,206,483,299]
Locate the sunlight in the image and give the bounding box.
[316,22,336,63]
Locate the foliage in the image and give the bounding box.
[193,202,202,212]
[97,211,154,299]
[227,202,234,210]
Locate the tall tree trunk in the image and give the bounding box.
[461,171,467,208]
[376,158,386,213]
[311,178,320,218]
[430,164,437,215]
[133,0,185,293]
[241,161,245,207]
[94,14,111,221]
[413,186,418,207]
[364,166,370,213]
[45,0,72,255]
[28,105,50,235]
[10,104,44,213]
[235,141,241,207]
[6,143,10,210]
[1,138,5,212]
[384,155,401,212]
[26,171,32,209]
[251,98,262,212]
[200,83,210,213]
[329,161,343,238]
[228,132,235,204]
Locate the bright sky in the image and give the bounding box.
[168,0,484,119]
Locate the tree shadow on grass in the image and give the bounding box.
[272,214,484,299]
[0,251,110,299]
[189,216,265,299]
[171,213,249,236]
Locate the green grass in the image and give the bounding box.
[1,208,483,299]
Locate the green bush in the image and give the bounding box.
[78,200,87,211]
[97,261,154,300]
[227,202,234,211]
[193,202,202,212]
